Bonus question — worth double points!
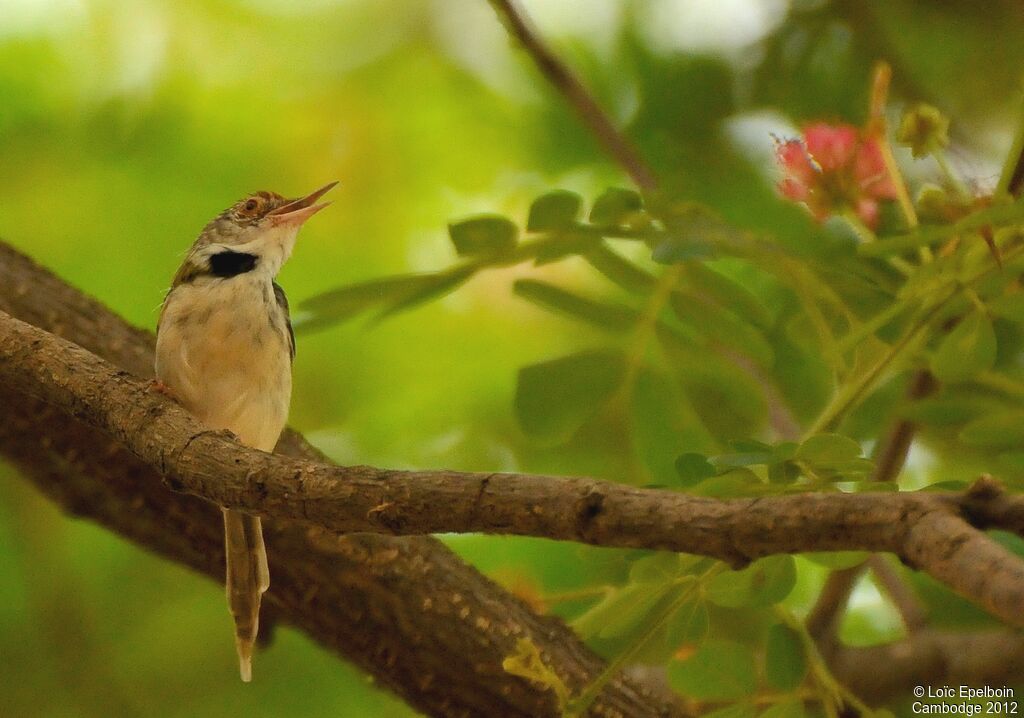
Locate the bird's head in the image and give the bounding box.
[192,181,337,273]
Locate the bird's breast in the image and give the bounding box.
[156,277,292,451]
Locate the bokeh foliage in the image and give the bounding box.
[3,1,1024,716]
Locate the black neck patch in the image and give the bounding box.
[209,251,258,278]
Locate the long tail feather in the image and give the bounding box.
[222,508,270,682]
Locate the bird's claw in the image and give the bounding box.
[148,379,178,401]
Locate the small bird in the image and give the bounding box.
[155,182,336,681]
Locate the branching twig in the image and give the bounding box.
[487,0,658,191]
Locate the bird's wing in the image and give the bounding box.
[272,282,295,362]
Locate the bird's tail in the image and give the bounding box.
[222,508,270,682]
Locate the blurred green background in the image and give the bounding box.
[3,1,1024,715]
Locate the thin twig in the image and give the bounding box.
[870,370,935,484]
[868,556,928,633]
[806,565,865,650]
[487,0,659,191]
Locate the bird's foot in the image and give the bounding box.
[148,379,178,401]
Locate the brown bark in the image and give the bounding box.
[0,242,682,718]
[3,302,1024,628]
[832,630,1024,705]
[487,0,658,192]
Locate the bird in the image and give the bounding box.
[154,181,336,681]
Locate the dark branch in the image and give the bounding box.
[831,630,1024,705]
[868,555,928,633]
[2,306,1024,628]
[487,0,659,191]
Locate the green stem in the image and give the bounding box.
[834,295,919,356]
[972,370,1024,400]
[809,240,1024,435]
[622,265,684,389]
[775,606,875,717]
[859,198,1024,257]
[565,564,723,717]
[934,150,972,201]
[806,294,952,436]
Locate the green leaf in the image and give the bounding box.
[675,453,716,485]
[662,333,769,440]
[533,232,601,264]
[515,349,626,442]
[797,433,863,464]
[632,368,715,486]
[802,552,869,570]
[760,701,806,718]
[527,190,582,231]
[764,624,807,691]
[931,311,997,383]
[669,639,757,700]
[513,279,637,332]
[860,197,1024,257]
[767,461,800,484]
[597,585,676,640]
[988,293,1024,324]
[705,705,758,718]
[626,554,679,583]
[682,262,773,330]
[688,470,762,498]
[572,582,671,641]
[448,215,518,256]
[665,593,710,648]
[959,411,1024,449]
[794,434,872,479]
[732,438,773,453]
[584,244,657,294]
[589,187,643,225]
[711,452,774,469]
[706,556,796,608]
[671,290,774,368]
[651,208,744,264]
[374,267,476,320]
[904,394,1002,426]
[296,271,474,330]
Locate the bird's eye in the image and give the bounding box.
[244,199,259,212]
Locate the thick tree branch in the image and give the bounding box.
[487,0,659,191]
[831,630,1024,705]
[2,305,1024,629]
[0,243,681,718]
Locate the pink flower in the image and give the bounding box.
[777,123,897,229]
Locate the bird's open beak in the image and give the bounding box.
[267,181,338,227]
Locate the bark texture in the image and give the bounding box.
[2,304,1024,628]
[0,242,682,718]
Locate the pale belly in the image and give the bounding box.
[156,280,292,452]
